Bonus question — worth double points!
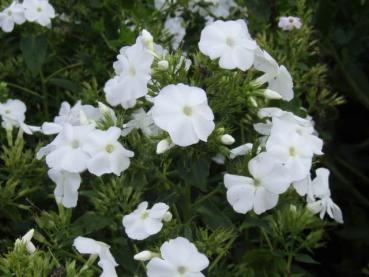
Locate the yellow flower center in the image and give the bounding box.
[289,147,297,157]
[177,266,186,274]
[71,140,80,149]
[226,37,235,47]
[105,144,114,153]
[140,211,149,219]
[182,106,192,116]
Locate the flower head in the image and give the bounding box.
[152,83,215,147]
[122,201,171,240]
[105,43,154,109]
[199,20,257,70]
[0,1,26,33]
[48,169,81,208]
[146,237,209,277]
[278,16,302,31]
[23,0,55,27]
[73,236,118,277]
[164,16,186,50]
[83,127,134,176]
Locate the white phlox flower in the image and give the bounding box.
[224,172,279,215]
[122,201,172,240]
[254,48,294,101]
[48,169,81,208]
[41,101,110,135]
[105,42,154,109]
[209,0,237,18]
[0,99,40,134]
[15,229,36,254]
[304,168,343,223]
[199,20,257,71]
[73,236,118,277]
[146,237,209,277]
[23,0,55,27]
[164,16,186,50]
[0,1,26,33]
[43,124,94,173]
[278,16,302,31]
[156,138,175,154]
[122,108,160,137]
[151,83,215,147]
[83,127,134,176]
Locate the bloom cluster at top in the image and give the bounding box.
[0,98,40,134]
[0,0,55,33]
[37,101,134,208]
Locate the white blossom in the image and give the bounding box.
[84,127,134,176]
[278,16,302,31]
[224,171,279,215]
[134,250,154,261]
[152,83,215,147]
[43,124,94,173]
[122,108,159,137]
[164,16,186,50]
[0,99,40,134]
[0,1,26,33]
[73,236,118,277]
[254,48,294,101]
[122,201,171,240]
[146,237,209,277]
[199,20,257,70]
[48,169,81,208]
[23,0,55,27]
[229,143,254,159]
[156,138,174,154]
[105,43,154,109]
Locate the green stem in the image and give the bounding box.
[6,82,43,99]
[40,70,49,118]
[45,62,82,82]
[183,182,191,222]
[286,253,293,276]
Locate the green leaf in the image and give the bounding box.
[49,78,80,93]
[295,254,319,264]
[196,200,234,230]
[177,157,210,191]
[20,35,48,76]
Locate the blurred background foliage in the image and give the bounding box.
[0,0,368,276]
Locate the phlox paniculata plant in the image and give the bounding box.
[0,0,345,276]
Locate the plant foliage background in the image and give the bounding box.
[0,0,368,276]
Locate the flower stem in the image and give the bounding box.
[39,70,49,118]
[183,182,191,222]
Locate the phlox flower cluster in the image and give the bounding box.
[37,101,133,208]
[224,107,343,223]
[0,0,55,33]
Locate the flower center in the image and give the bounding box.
[7,11,12,16]
[37,6,42,12]
[254,178,261,187]
[182,106,193,116]
[226,37,235,47]
[177,266,187,274]
[129,66,136,76]
[70,140,80,149]
[4,109,10,114]
[140,211,149,219]
[289,146,297,157]
[105,144,114,153]
[289,18,294,23]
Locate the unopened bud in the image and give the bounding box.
[220,134,235,145]
[158,60,169,71]
[263,89,282,100]
[163,211,172,222]
[141,29,154,51]
[134,250,153,261]
[156,139,174,154]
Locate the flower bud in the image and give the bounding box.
[98,101,110,114]
[220,134,235,145]
[141,29,154,51]
[163,211,172,222]
[263,89,282,100]
[134,250,153,261]
[156,139,173,154]
[158,60,169,71]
